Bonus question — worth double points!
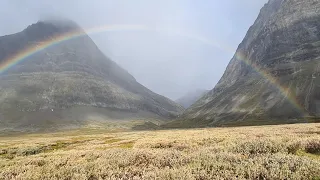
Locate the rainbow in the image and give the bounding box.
[234,51,307,116]
[0,24,223,75]
[0,24,150,75]
[0,23,307,116]
[163,31,307,115]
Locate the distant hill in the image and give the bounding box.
[167,0,320,128]
[0,20,183,132]
[176,89,209,108]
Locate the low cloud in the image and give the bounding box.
[0,0,267,99]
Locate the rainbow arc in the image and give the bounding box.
[0,24,307,116]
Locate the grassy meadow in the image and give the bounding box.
[0,123,319,180]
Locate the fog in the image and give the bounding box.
[0,0,267,100]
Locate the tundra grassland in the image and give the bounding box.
[0,123,320,180]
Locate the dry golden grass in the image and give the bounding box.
[0,123,320,180]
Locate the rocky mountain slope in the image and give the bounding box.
[176,89,209,108]
[0,20,183,131]
[173,0,320,127]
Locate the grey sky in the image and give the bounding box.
[0,0,268,100]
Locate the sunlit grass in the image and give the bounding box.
[0,123,319,179]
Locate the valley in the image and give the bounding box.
[0,0,320,179]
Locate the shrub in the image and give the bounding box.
[305,140,320,154]
[287,142,302,154]
[234,139,286,155]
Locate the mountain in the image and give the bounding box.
[0,20,183,131]
[168,0,320,128]
[176,89,209,108]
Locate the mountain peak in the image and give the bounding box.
[23,18,83,40]
[0,20,183,131]
[38,17,82,30]
[178,0,320,127]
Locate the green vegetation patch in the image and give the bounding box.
[132,121,162,130]
[118,141,135,149]
[296,150,320,160]
[104,138,122,144]
[0,139,95,159]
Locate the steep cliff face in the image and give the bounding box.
[0,20,183,131]
[179,0,320,127]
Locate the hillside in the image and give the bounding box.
[174,0,320,127]
[0,20,183,132]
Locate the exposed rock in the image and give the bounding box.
[0,20,183,131]
[179,0,320,127]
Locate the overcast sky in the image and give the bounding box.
[0,0,268,100]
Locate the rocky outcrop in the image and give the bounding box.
[179,0,320,127]
[0,20,183,131]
